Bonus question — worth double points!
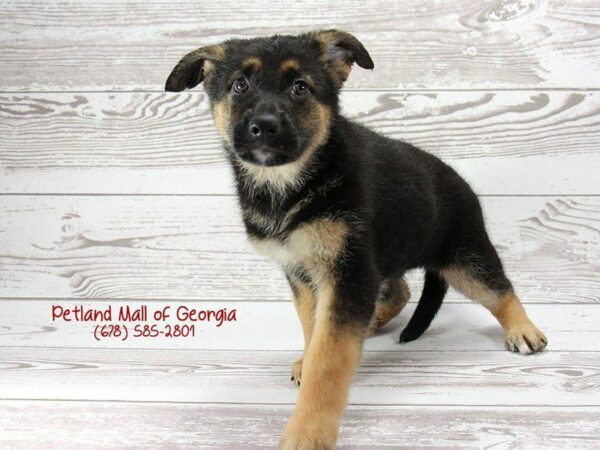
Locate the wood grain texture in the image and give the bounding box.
[2,1,600,90]
[1,401,599,449]
[1,347,599,405]
[1,1,599,447]
[1,91,599,194]
[0,301,597,351]
[0,196,597,303]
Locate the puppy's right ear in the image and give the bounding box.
[165,45,226,92]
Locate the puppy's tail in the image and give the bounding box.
[399,270,448,343]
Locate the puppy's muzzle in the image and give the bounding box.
[233,105,299,166]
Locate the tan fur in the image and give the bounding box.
[280,280,364,450]
[239,103,331,193]
[492,292,547,353]
[201,45,226,76]
[184,44,225,62]
[280,58,300,73]
[252,218,351,396]
[440,268,500,310]
[243,56,263,71]
[210,45,226,60]
[212,100,233,146]
[441,268,547,353]
[243,176,343,237]
[166,45,226,91]
[367,278,410,335]
[243,204,300,236]
[202,60,216,78]
[303,74,316,89]
[300,219,348,266]
[291,282,316,386]
[327,60,352,87]
[298,100,331,166]
[298,101,327,139]
[226,57,263,86]
[195,46,225,78]
[249,218,348,284]
[214,57,331,194]
[493,292,530,329]
[314,31,338,56]
[238,154,310,194]
[313,30,353,88]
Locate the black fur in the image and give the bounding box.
[165,31,514,335]
[165,33,549,448]
[400,271,448,342]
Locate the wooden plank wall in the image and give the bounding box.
[0,1,599,448]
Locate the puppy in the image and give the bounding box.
[166,30,547,449]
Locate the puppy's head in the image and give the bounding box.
[165,31,373,168]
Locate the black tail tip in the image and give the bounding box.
[399,325,426,343]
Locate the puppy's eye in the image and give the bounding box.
[291,80,309,97]
[232,77,249,94]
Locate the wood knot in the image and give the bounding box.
[485,0,537,22]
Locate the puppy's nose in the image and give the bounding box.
[248,114,281,139]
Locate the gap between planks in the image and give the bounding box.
[0,345,595,353]
[0,196,596,304]
[2,348,599,405]
[4,88,600,94]
[3,90,600,195]
[0,193,599,197]
[2,401,598,449]
[2,297,591,305]
[1,399,599,408]
[1,302,597,351]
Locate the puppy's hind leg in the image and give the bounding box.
[367,277,410,335]
[441,239,547,354]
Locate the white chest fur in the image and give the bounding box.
[248,218,349,277]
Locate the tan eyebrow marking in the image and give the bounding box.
[227,57,263,86]
[243,57,263,71]
[280,58,300,73]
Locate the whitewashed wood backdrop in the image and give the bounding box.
[1,1,599,448]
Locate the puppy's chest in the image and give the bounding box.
[248,218,349,274]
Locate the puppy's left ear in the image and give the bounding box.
[165,45,225,92]
[312,30,374,87]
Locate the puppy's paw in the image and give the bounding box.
[506,325,547,354]
[290,357,303,387]
[279,416,337,450]
[279,433,334,450]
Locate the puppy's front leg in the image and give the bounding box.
[280,278,373,450]
[290,280,316,386]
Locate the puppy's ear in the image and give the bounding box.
[312,30,374,87]
[165,45,226,92]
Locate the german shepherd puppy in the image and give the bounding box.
[166,30,548,449]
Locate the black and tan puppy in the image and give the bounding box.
[166,30,547,449]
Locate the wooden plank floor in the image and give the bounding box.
[1,1,599,449]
